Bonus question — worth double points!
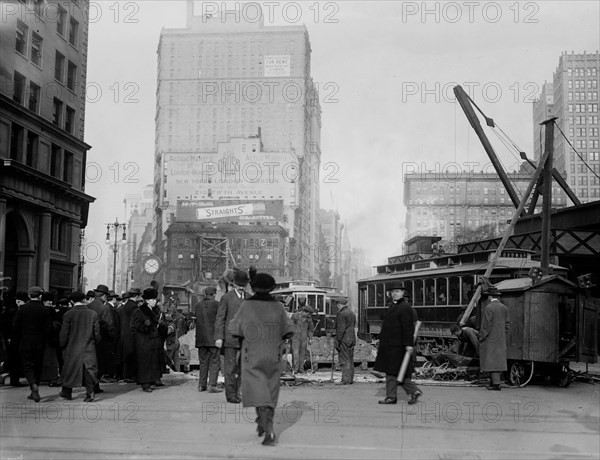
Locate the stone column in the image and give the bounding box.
[0,198,6,279]
[37,212,52,289]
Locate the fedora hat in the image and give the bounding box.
[94,284,110,295]
[233,270,249,286]
[386,281,408,291]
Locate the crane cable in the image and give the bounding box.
[554,121,600,181]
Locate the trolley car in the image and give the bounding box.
[357,237,569,355]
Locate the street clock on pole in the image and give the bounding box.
[143,255,162,275]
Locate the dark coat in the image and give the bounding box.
[194,296,220,347]
[215,289,245,348]
[87,298,116,376]
[479,299,510,372]
[116,299,139,378]
[130,303,164,384]
[374,299,417,375]
[229,293,294,408]
[11,300,52,351]
[335,306,356,347]
[59,304,101,388]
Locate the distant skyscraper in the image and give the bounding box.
[534,51,600,203]
[153,2,322,280]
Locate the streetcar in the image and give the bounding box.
[357,236,569,355]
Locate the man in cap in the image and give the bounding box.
[11,286,52,402]
[290,298,315,374]
[59,291,101,402]
[335,297,356,385]
[86,284,116,392]
[194,286,222,393]
[116,288,142,382]
[374,281,422,405]
[215,269,249,403]
[479,287,510,391]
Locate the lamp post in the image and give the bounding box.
[106,218,126,292]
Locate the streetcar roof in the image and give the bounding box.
[271,285,326,295]
[358,259,567,284]
[494,275,578,292]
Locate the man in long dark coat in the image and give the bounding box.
[11,286,52,402]
[86,284,116,392]
[3,291,28,387]
[106,290,121,380]
[215,270,249,403]
[374,281,422,405]
[130,288,165,392]
[229,273,294,446]
[117,288,142,382]
[195,286,222,393]
[479,287,510,391]
[335,297,356,385]
[59,291,101,402]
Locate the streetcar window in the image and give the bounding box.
[462,276,475,304]
[376,284,384,306]
[425,279,435,304]
[317,294,324,313]
[414,279,424,306]
[404,280,413,303]
[368,284,375,306]
[449,276,460,305]
[436,278,448,305]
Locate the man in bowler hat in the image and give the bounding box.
[86,284,116,392]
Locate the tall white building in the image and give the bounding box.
[153,2,322,280]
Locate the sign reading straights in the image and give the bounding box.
[264,55,290,77]
[196,203,255,220]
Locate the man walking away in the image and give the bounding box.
[374,281,422,405]
[335,297,356,385]
[195,286,222,393]
[59,291,101,402]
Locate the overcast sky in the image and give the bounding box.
[82,0,600,287]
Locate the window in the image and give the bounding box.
[16,20,27,55]
[52,98,63,126]
[65,106,75,134]
[28,81,40,113]
[13,72,26,104]
[63,151,73,182]
[33,0,43,17]
[50,217,65,252]
[10,123,24,160]
[30,32,42,67]
[26,131,38,167]
[50,144,61,177]
[67,61,77,91]
[57,5,66,36]
[68,17,79,47]
[55,51,65,82]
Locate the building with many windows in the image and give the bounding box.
[0,0,94,296]
[403,170,568,248]
[153,2,322,282]
[533,51,600,202]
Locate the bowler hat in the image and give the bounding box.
[86,290,96,298]
[129,287,142,295]
[233,270,249,286]
[121,292,131,300]
[204,286,217,296]
[250,273,276,293]
[69,291,86,303]
[107,290,118,298]
[94,284,110,295]
[386,281,408,291]
[142,288,158,300]
[483,286,501,297]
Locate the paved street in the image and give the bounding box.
[1,372,598,460]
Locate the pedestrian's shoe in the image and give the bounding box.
[408,391,423,405]
[261,432,276,446]
[227,397,241,404]
[94,385,104,394]
[256,422,265,437]
[84,393,94,402]
[487,385,501,391]
[48,380,61,387]
[154,380,165,387]
[208,385,223,393]
[59,390,72,401]
[198,386,207,392]
[30,384,41,403]
[142,387,153,393]
[378,397,397,405]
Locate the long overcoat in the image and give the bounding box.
[59,304,101,388]
[228,293,294,408]
[194,296,220,347]
[374,299,417,375]
[11,299,51,351]
[215,289,245,348]
[479,299,510,372]
[130,303,164,384]
[87,298,116,376]
[116,299,139,378]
